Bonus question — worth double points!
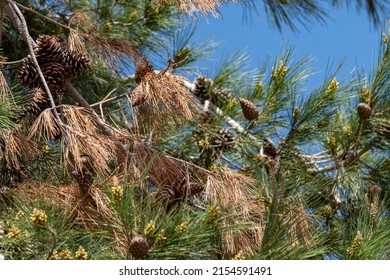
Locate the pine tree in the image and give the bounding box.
[0,0,389,260]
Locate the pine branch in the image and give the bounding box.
[104,70,372,172]
[0,58,26,69]
[4,0,61,122]
[179,76,262,145]
[331,0,390,27]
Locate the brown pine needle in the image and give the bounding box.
[205,167,265,256]
[284,194,313,246]
[132,71,198,130]
[29,105,118,174]
[155,0,228,17]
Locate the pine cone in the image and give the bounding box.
[240,98,259,120]
[72,155,95,192]
[193,76,211,101]
[129,236,149,259]
[135,57,154,84]
[211,129,235,151]
[41,62,67,91]
[156,185,177,205]
[17,88,49,121]
[80,154,95,174]
[185,182,204,195]
[201,111,218,124]
[176,180,204,196]
[357,103,372,120]
[263,138,277,157]
[62,50,90,78]
[72,171,93,193]
[17,57,39,87]
[34,35,63,64]
[211,87,233,107]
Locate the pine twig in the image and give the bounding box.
[0,58,26,69]
[90,91,129,109]
[165,154,213,175]
[159,57,173,76]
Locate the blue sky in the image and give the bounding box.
[193,3,383,89]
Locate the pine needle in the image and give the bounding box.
[155,0,227,17]
[205,167,265,256]
[132,71,198,130]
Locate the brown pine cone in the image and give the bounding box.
[62,50,90,78]
[193,76,211,101]
[177,180,204,196]
[357,103,372,120]
[263,138,277,157]
[17,88,49,121]
[17,57,39,87]
[240,98,259,120]
[41,62,67,91]
[129,236,149,259]
[34,35,63,64]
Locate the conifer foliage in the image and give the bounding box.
[0,0,389,260]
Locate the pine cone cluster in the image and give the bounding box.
[129,236,150,259]
[193,76,233,107]
[240,98,259,120]
[210,129,235,151]
[17,35,90,91]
